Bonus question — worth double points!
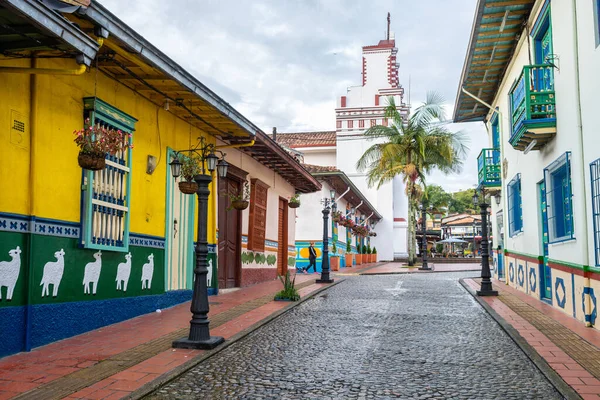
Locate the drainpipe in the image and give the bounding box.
[0,38,104,75]
[25,56,39,352]
[571,0,591,325]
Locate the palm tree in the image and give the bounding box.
[356,92,469,265]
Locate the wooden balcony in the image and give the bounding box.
[509,65,556,151]
[477,148,501,189]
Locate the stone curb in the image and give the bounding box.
[127,279,344,400]
[459,279,581,400]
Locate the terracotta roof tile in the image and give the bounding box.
[270,131,336,148]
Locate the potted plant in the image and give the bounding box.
[330,242,339,271]
[332,210,343,224]
[228,181,250,210]
[178,155,201,194]
[373,246,377,262]
[355,244,362,265]
[74,118,133,170]
[345,239,353,267]
[274,271,300,301]
[367,244,372,263]
[288,193,301,208]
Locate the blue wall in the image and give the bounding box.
[0,290,193,358]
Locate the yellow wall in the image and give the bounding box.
[0,57,216,238]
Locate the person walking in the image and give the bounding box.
[303,242,317,273]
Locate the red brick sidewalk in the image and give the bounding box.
[464,278,600,399]
[0,264,379,400]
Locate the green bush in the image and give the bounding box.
[346,239,352,253]
[373,247,377,254]
[274,271,300,301]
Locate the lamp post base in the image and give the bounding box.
[316,278,334,284]
[476,290,498,296]
[418,266,432,271]
[172,336,224,350]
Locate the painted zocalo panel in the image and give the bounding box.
[0,246,22,301]
[40,249,65,298]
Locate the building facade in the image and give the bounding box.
[0,0,319,357]
[454,0,600,330]
[275,24,412,261]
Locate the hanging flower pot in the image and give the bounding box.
[288,201,300,209]
[232,200,249,210]
[179,181,199,194]
[78,152,106,171]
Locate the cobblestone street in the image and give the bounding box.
[148,273,562,399]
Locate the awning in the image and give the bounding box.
[453,0,535,123]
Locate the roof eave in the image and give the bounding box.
[310,171,382,221]
[80,2,258,138]
[3,0,99,65]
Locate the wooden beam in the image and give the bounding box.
[482,9,530,19]
[485,1,532,8]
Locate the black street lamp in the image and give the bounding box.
[472,190,498,296]
[170,137,229,349]
[418,204,431,271]
[472,220,478,257]
[317,189,335,284]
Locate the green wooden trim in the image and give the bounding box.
[83,97,138,132]
[548,258,585,271]
[504,249,543,262]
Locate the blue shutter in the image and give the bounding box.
[544,152,573,243]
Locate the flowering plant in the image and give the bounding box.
[289,194,300,204]
[74,118,133,156]
[180,155,202,182]
[332,210,343,223]
[352,225,368,236]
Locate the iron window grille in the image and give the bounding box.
[80,97,137,252]
[507,173,523,237]
[544,152,574,243]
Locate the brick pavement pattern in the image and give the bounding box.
[149,272,561,399]
[467,278,600,399]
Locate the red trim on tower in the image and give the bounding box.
[340,96,347,108]
[375,95,380,106]
[394,218,406,222]
[336,120,342,129]
[362,57,367,86]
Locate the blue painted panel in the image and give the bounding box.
[0,290,192,358]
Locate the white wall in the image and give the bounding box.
[298,147,336,167]
[489,0,588,265]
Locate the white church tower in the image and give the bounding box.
[334,13,410,260]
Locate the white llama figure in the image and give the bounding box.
[0,246,22,301]
[207,258,213,288]
[83,251,102,295]
[116,252,132,291]
[40,249,66,297]
[141,254,154,290]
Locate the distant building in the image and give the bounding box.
[275,16,411,261]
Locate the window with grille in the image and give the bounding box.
[370,119,376,127]
[507,174,523,237]
[248,178,269,252]
[348,120,353,129]
[81,97,136,252]
[359,120,365,128]
[591,158,600,265]
[544,152,574,243]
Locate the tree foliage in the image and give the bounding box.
[356,92,470,265]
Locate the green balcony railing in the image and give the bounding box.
[509,64,556,150]
[477,148,501,188]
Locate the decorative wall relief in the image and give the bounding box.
[266,254,276,266]
[40,249,65,298]
[141,254,154,290]
[207,258,213,287]
[0,246,22,301]
[83,251,102,295]
[116,252,132,291]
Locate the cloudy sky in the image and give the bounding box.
[100,0,488,192]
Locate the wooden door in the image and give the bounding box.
[277,198,288,276]
[218,178,241,289]
[165,149,195,290]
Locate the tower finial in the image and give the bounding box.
[387,12,391,40]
